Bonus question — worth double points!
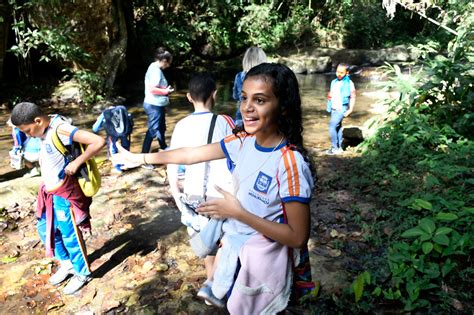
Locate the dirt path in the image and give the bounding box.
[0,147,379,314]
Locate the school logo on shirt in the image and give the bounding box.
[253,171,272,194]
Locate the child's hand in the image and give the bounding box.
[344,109,353,117]
[197,185,242,219]
[112,143,140,169]
[64,160,80,176]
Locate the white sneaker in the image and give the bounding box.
[197,285,225,308]
[63,274,91,295]
[326,147,343,155]
[49,260,74,285]
[141,164,155,170]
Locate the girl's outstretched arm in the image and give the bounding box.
[113,142,225,167]
[197,186,310,248]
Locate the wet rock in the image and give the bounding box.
[285,60,307,74]
[305,56,332,73]
[343,126,364,141]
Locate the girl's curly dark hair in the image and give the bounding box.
[233,63,316,179]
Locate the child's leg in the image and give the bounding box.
[36,212,70,261]
[52,195,91,277]
[204,255,216,282]
[329,110,345,149]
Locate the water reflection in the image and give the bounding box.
[0,73,384,179]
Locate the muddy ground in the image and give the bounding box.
[0,146,379,315]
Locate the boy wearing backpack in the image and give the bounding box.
[10,102,105,295]
[92,105,133,173]
[166,73,235,306]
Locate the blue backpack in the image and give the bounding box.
[102,105,133,138]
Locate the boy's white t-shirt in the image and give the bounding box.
[40,115,78,191]
[220,133,314,235]
[168,112,234,201]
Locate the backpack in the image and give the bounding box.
[51,125,101,197]
[102,105,133,138]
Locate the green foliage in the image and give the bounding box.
[8,0,90,76]
[238,3,313,50]
[7,0,104,105]
[347,7,474,313]
[72,70,105,106]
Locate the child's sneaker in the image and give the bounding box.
[63,274,91,295]
[197,285,225,308]
[111,165,123,174]
[141,164,155,170]
[49,260,74,285]
[326,147,343,155]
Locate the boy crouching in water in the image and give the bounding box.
[10,102,105,295]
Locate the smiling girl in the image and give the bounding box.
[114,63,315,313]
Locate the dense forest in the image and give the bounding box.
[0,0,472,313]
[0,0,453,104]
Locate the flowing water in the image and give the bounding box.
[0,71,386,180]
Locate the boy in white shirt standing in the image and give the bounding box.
[166,73,234,306]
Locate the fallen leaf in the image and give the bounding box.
[157,263,169,272]
[1,255,18,264]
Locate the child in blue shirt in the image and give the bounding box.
[92,105,133,173]
[326,63,356,155]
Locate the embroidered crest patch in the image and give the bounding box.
[253,171,272,194]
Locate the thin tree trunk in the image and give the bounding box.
[100,0,128,96]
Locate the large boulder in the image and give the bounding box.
[384,45,411,62]
[305,56,332,73]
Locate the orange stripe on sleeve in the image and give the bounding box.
[224,134,238,143]
[288,150,300,196]
[282,150,295,196]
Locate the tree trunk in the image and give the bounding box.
[99,0,128,96]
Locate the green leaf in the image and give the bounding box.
[1,255,18,264]
[433,243,443,253]
[420,232,432,241]
[422,242,433,254]
[441,259,456,277]
[435,227,452,236]
[351,273,365,303]
[372,287,382,297]
[401,227,424,238]
[436,212,458,221]
[433,234,450,246]
[419,218,436,234]
[461,207,474,215]
[362,271,371,285]
[413,199,432,210]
